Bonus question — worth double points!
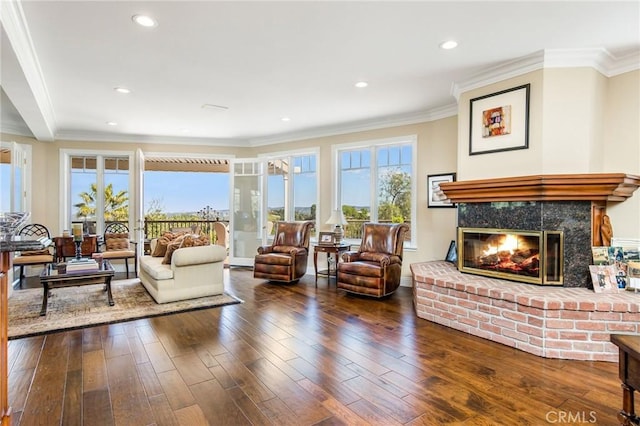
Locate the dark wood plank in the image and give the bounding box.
[106,354,155,425]
[190,379,250,424]
[148,394,179,426]
[157,369,196,410]
[18,333,69,424]
[172,352,214,386]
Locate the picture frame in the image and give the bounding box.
[319,232,335,245]
[445,240,457,263]
[469,84,530,155]
[591,246,609,265]
[427,173,456,208]
[589,264,618,293]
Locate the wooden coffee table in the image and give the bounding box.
[39,260,115,316]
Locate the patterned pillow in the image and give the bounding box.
[151,231,188,257]
[162,234,187,264]
[181,233,210,248]
[105,233,130,251]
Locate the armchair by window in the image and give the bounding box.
[337,222,409,297]
[99,222,138,278]
[12,224,54,287]
[254,221,314,283]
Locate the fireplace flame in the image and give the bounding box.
[483,234,519,256]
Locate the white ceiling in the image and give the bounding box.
[1,1,639,147]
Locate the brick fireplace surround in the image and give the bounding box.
[412,261,640,362]
[412,173,640,362]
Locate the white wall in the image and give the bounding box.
[604,70,640,237]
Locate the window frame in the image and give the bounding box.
[332,135,417,248]
[258,147,320,236]
[60,148,135,236]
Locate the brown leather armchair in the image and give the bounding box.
[337,222,409,297]
[254,221,314,283]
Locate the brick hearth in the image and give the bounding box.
[411,261,640,362]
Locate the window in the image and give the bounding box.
[0,142,30,213]
[264,152,318,235]
[336,136,416,245]
[64,151,132,235]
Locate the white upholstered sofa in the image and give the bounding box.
[139,240,226,303]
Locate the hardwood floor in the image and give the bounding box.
[8,268,622,425]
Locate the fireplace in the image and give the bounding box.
[438,174,640,288]
[458,227,563,285]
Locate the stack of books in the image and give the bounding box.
[66,258,99,273]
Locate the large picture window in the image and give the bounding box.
[336,137,415,245]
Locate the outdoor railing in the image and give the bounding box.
[80,218,409,243]
[144,220,229,242]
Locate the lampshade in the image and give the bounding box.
[325,209,347,226]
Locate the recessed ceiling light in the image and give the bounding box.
[132,14,157,28]
[114,87,131,94]
[106,121,118,126]
[281,117,291,122]
[355,81,368,88]
[440,40,458,50]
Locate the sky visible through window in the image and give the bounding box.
[0,164,10,211]
[70,171,232,216]
[143,171,230,214]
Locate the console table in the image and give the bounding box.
[53,235,98,262]
[1,239,45,425]
[611,334,640,426]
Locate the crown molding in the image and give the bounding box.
[451,48,640,101]
[0,0,56,141]
[0,123,33,138]
[248,104,458,147]
[53,130,245,147]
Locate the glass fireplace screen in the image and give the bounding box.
[457,227,563,285]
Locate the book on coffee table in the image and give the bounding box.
[66,258,99,272]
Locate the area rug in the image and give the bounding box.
[8,279,242,339]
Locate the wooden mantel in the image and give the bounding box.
[439,173,640,203]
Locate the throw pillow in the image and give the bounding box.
[151,236,172,257]
[105,233,130,251]
[151,231,189,257]
[181,233,210,248]
[162,234,186,264]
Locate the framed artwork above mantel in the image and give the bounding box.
[469,84,530,155]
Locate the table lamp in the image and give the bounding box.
[325,209,347,244]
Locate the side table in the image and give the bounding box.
[611,334,640,426]
[313,243,350,286]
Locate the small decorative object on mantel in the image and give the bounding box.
[600,214,613,246]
